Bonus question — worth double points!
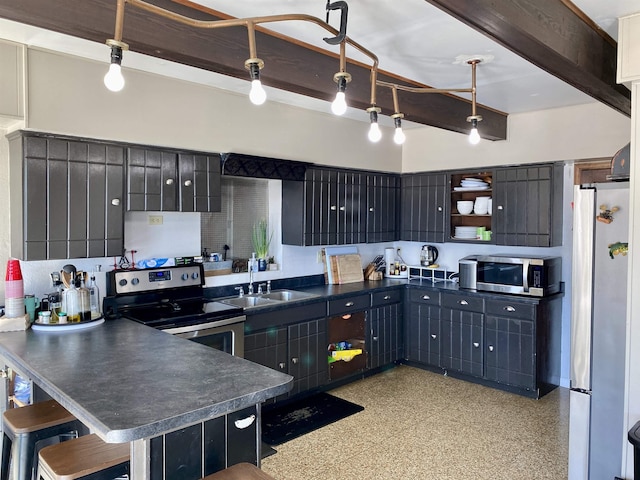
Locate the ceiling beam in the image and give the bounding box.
[0,0,508,140]
[424,0,631,117]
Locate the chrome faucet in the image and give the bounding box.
[258,283,266,295]
[248,261,254,295]
[235,286,245,298]
[267,280,271,294]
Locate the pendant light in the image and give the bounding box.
[367,107,382,143]
[246,59,266,105]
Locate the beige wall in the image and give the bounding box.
[403,102,630,172]
[26,48,401,172]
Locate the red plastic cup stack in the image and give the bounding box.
[5,258,24,318]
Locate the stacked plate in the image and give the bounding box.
[454,226,478,239]
[454,177,490,191]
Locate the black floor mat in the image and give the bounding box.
[261,393,364,446]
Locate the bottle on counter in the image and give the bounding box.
[62,283,81,323]
[88,271,101,320]
[78,275,91,322]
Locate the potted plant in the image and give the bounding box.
[252,219,272,271]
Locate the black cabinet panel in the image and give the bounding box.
[226,406,259,467]
[485,315,535,390]
[368,301,403,369]
[441,308,484,377]
[400,173,447,242]
[288,318,327,395]
[406,300,441,367]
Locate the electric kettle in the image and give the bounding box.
[420,245,439,266]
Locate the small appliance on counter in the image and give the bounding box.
[420,245,439,267]
[458,254,562,297]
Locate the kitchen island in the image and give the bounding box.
[0,318,293,480]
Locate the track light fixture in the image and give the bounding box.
[103,0,484,145]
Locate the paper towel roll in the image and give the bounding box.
[384,248,395,274]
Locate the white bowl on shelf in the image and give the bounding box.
[457,200,474,215]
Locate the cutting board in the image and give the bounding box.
[330,254,364,284]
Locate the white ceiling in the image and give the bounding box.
[0,0,638,128]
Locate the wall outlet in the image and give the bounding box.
[148,214,163,225]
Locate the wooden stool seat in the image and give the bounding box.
[1,399,84,480]
[201,462,275,480]
[37,434,129,480]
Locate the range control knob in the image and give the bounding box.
[131,278,140,286]
[192,272,199,280]
[118,279,128,287]
[181,273,189,281]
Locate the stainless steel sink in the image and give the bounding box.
[219,289,318,309]
[261,290,319,302]
[219,296,280,308]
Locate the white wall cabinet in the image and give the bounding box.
[0,41,24,120]
[618,13,640,84]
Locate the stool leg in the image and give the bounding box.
[14,434,36,480]
[0,433,11,480]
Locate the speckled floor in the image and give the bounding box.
[261,365,569,480]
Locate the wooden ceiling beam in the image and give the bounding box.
[0,0,508,140]
[424,0,631,117]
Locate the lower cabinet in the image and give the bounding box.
[405,287,562,397]
[244,302,327,401]
[150,405,259,480]
[368,289,404,369]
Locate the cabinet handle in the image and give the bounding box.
[383,295,391,300]
[291,357,299,364]
[504,306,516,312]
[339,206,345,211]
[345,301,354,307]
[497,205,503,210]
[488,345,494,352]
[111,198,120,206]
[459,300,469,305]
[422,295,430,300]
[184,179,192,187]
[473,342,480,348]
[234,414,256,430]
[278,362,286,370]
[431,334,437,339]
[437,206,443,212]
[373,336,378,341]
[369,207,374,212]
[165,178,174,185]
[330,205,337,211]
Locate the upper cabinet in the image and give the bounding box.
[400,172,448,243]
[9,132,125,260]
[618,13,640,84]
[492,163,563,247]
[127,148,221,213]
[0,41,24,120]
[282,167,398,246]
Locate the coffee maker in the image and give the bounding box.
[420,245,439,266]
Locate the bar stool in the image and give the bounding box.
[1,399,84,480]
[201,463,276,480]
[37,434,129,480]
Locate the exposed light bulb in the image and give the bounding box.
[103,63,125,92]
[368,122,382,142]
[393,116,405,145]
[469,127,480,145]
[249,79,267,105]
[331,91,347,116]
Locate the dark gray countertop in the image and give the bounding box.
[0,319,292,443]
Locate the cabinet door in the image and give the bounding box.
[127,147,162,211]
[366,173,399,243]
[400,173,447,242]
[178,153,221,212]
[368,302,403,369]
[244,327,288,374]
[337,170,366,245]
[441,307,484,377]
[406,300,441,367]
[493,164,561,247]
[485,315,536,390]
[160,151,178,211]
[288,318,327,396]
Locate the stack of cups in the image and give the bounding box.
[5,258,24,318]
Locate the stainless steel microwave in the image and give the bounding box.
[458,254,562,297]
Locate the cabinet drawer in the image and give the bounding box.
[371,289,401,307]
[328,294,370,316]
[486,299,535,320]
[408,289,440,306]
[441,293,484,312]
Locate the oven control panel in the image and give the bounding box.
[110,265,204,295]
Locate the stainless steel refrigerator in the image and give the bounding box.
[569,183,629,479]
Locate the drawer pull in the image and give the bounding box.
[165,178,174,185]
[488,345,494,352]
[497,205,503,210]
[372,336,378,341]
[369,207,374,212]
[234,414,256,430]
[291,357,299,364]
[331,205,337,211]
[431,334,437,339]
[422,295,431,300]
[459,300,469,305]
[504,306,516,312]
[184,179,193,187]
[278,362,286,370]
[339,206,345,211]
[473,342,480,348]
[345,301,355,307]
[437,206,443,212]
[111,198,120,206]
[383,295,391,300]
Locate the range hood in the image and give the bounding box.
[608,143,631,181]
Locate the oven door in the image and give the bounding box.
[163,316,245,358]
